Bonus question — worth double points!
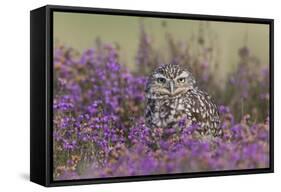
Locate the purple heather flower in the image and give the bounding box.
[219,105,230,114]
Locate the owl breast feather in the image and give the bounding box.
[145,89,221,137]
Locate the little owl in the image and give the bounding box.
[145,64,222,137]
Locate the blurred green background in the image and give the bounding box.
[53,12,269,80]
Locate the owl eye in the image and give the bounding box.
[177,78,186,83]
[157,77,166,84]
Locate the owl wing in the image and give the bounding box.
[185,89,221,136]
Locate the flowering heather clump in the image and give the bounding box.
[53,38,269,180]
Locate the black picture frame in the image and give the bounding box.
[30,4,274,187]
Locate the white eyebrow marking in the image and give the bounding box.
[153,74,167,79]
[175,71,189,79]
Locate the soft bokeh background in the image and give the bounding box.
[54,12,269,82]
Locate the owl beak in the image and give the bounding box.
[169,81,175,95]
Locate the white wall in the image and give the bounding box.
[0,0,279,191]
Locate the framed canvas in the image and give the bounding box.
[30,5,274,187]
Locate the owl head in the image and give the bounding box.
[145,64,196,99]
